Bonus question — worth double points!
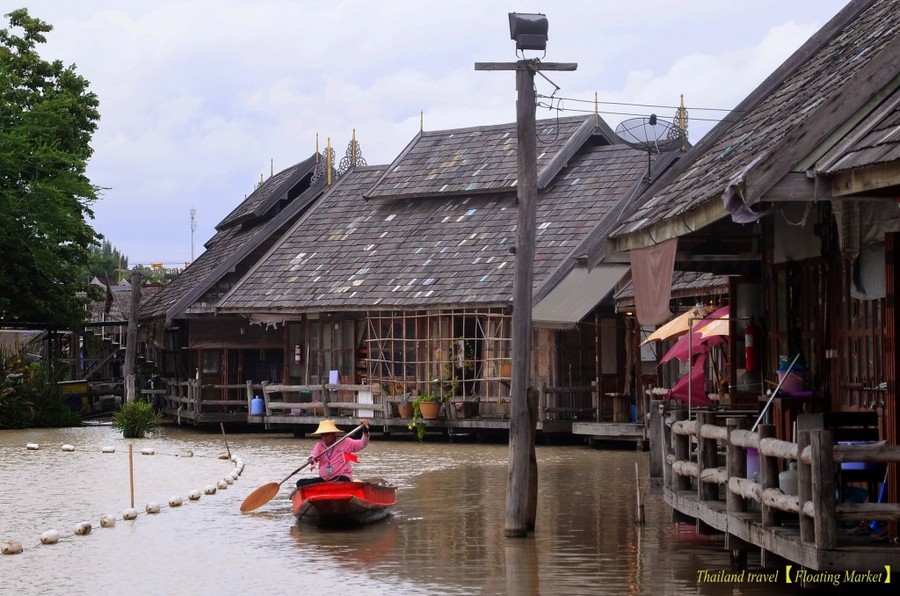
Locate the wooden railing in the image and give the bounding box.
[661,407,900,551]
[257,381,385,418]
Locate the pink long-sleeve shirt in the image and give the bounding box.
[310,433,368,480]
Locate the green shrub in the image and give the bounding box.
[112,400,160,438]
[0,353,81,429]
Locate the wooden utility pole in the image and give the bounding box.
[476,58,576,537]
[123,268,141,403]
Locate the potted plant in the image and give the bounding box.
[408,393,442,441]
[396,393,413,418]
[498,359,511,378]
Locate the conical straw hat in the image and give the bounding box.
[311,420,344,436]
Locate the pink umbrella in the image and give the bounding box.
[667,352,713,406]
[659,331,723,363]
[659,305,730,363]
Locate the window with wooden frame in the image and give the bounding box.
[833,257,885,411]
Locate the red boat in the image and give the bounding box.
[290,479,396,527]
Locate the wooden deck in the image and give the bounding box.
[155,377,644,442]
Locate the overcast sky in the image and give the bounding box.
[12,0,849,267]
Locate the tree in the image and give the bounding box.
[0,8,101,330]
[88,240,128,284]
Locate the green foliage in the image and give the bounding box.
[0,8,102,329]
[0,351,81,428]
[112,400,161,439]
[88,240,128,284]
[407,393,441,441]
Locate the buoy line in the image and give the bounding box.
[2,445,246,556]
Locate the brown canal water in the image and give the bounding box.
[0,425,799,595]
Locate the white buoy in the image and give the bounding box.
[122,508,138,520]
[145,502,161,514]
[100,515,116,528]
[188,489,201,501]
[224,476,234,485]
[140,448,155,456]
[40,530,60,545]
[168,496,183,507]
[204,485,217,495]
[180,450,193,458]
[61,444,75,452]
[25,443,39,450]
[2,539,24,555]
[218,453,229,460]
[230,471,240,481]
[216,480,228,490]
[101,446,115,453]
[74,522,92,536]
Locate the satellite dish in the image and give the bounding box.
[615,115,683,181]
[615,115,682,154]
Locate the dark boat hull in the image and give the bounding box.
[290,480,396,527]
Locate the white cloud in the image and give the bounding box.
[13,0,848,265]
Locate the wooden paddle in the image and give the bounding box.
[240,424,364,512]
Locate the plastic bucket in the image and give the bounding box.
[746,448,760,481]
[776,371,804,394]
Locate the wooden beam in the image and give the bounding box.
[830,162,900,197]
[474,62,577,71]
[761,172,819,201]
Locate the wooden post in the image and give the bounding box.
[649,399,664,483]
[526,387,539,531]
[726,417,748,513]
[797,413,823,543]
[504,59,539,538]
[758,424,777,527]
[697,412,718,501]
[658,402,672,490]
[811,429,837,549]
[123,269,141,403]
[475,57,577,539]
[758,423,778,568]
[672,408,691,491]
[192,379,201,419]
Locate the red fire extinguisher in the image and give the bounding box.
[744,323,759,373]
[294,344,303,365]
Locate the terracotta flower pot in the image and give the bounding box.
[397,404,413,418]
[418,401,441,419]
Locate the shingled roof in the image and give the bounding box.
[816,85,900,181]
[612,0,899,249]
[364,115,614,200]
[140,155,324,323]
[218,118,650,315]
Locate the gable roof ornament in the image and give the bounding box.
[311,137,336,186]
[338,129,368,175]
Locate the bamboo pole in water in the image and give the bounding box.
[129,443,135,508]
[220,423,231,460]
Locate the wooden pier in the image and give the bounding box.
[155,377,645,441]
[654,401,900,573]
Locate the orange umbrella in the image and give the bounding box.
[696,317,730,339]
[642,305,713,344]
